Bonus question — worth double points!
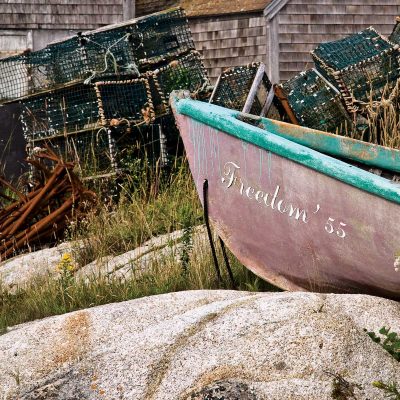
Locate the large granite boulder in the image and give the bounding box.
[0,226,207,290]
[0,242,76,290]
[0,291,399,399]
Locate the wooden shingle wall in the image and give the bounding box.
[0,1,124,31]
[189,13,267,83]
[276,0,400,81]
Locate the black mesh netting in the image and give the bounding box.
[152,51,209,106]
[134,8,195,69]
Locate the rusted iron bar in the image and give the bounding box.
[274,84,299,125]
[0,149,96,262]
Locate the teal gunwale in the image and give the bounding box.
[258,117,400,173]
[172,96,400,205]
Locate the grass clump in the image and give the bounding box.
[373,381,400,399]
[0,156,279,331]
[0,238,277,331]
[69,157,203,268]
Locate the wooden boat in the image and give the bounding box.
[171,92,400,299]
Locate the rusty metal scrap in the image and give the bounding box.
[0,149,96,261]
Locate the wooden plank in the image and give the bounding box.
[195,26,265,41]
[279,23,395,35]
[283,3,399,15]
[242,63,265,113]
[192,36,266,51]
[204,45,268,59]
[266,14,279,82]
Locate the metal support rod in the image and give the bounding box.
[203,179,222,284]
[219,237,236,289]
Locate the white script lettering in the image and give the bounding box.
[221,161,311,224]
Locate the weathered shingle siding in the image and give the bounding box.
[189,13,266,82]
[0,1,123,30]
[277,0,400,81]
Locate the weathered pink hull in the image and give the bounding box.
[176,115,400,299]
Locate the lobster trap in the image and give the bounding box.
[134,8,195,69]
[82,25,139,80]
[209,62,275,116]
[311,27,400,114]
[0,7,194,105]
[0,48,52,104]
[21,78,154,142]
[151,51,210,114]
[20,83,101,141]
[390,17,400,45]
[95,78,154,125]
[280,69,355,134]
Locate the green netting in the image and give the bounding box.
[281,69,354,134]
[312,28,393,71]
[21,83,101,141]
[134,8,195,69]
[83,26,139,80]
[0,8,194,104]
[389,17,400,44]
[47,36,89,86]
[209,62,272,115]
[95,78,153,125]
[0,48,52,103]
[311,28,400,112]
[152,51,209,110]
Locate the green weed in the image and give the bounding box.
[372,381,400,399]
[366,327,400,362]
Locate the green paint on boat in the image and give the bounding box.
[258,117,400,173]
[172,96,400,205]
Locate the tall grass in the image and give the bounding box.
[0,157,278,332]
[0,239,276,332]
[69,157,203,267]
[344,83,400,148]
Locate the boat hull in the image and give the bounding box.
[174,111,400,299]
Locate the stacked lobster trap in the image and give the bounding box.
[276,22,400,143]
[209,62,273,115]
[0,8,210,178]
[281,69,355,134]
